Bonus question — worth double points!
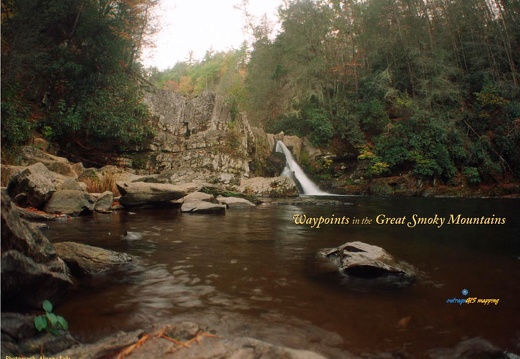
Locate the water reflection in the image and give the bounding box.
[45,197,520,354]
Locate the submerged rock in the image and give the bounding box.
[54,242,132,278]
[121,231,143,241]
[428,337,514,359]
[317,241,417,288]
[181,201,226,214]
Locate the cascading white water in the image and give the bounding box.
[275,140,329,196]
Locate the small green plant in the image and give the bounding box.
[34,300,69,335]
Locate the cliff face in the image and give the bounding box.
[121,90,272,186]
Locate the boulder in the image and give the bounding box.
[94,191,114,212]
[6,162,58,209]
[54,242,132,278]
[44,190,96,216]
[19,146,69,166]
[58,178,84,191]
[71,162,85,177]
[1,191,73,311]
[117,181,187,207]
[317,241,417,288]
[18,146,77,178]
[181,201,226,214]
[44,161,77,178]
[217,195,255,208]
[77,167,102,183]
[240,177,299,198]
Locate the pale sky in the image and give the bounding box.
[141,0,283,70]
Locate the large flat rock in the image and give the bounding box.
[116,181,187,207]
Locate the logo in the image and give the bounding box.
[446,289,500,306]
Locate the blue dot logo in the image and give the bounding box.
[462,289,469,296]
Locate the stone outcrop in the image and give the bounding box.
[19,145,78,178]
[1,191,73,311]
[6,162,59,209]
[116,181,187,207]
[117,90,273,186]
[317,241,417,288]
[240,177,299,198]
[44,190,96,216]
[54,242,133,278]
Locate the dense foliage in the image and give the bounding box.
[1,0,157,163]
[151,0,519,184]
[248,0,520,183]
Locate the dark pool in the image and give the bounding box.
[45,196,520,356]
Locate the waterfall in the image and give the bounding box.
[275,140,329,196]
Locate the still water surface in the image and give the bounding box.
[45,196,520,356]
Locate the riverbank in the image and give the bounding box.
[326,173,520,198]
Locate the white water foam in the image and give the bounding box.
[275,140,329,196]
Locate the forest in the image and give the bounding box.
[2,0,520,186]
[1,0,158,161]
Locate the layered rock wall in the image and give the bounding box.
[121,90,272,186]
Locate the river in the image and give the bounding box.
[45,196,520,357]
